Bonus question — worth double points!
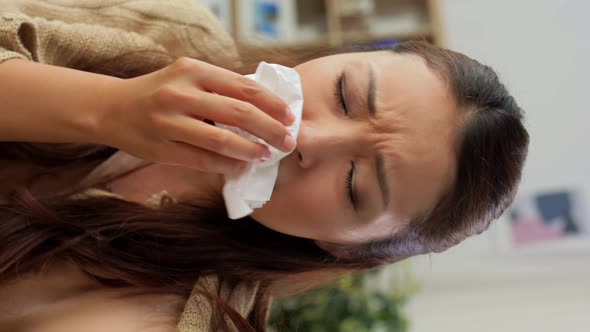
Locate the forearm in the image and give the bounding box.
[0,58,119,144]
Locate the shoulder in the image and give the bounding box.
[27,289,185,332]
[178,275,261,331]
[4,0,239,63]
[0,261,185,332]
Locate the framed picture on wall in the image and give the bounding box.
[509,189,587,246]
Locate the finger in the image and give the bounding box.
[182,93,295,153]
[194,65,293,125]
[164,141,248,175]
[164,114,271,162]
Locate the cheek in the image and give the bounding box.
[296,66,338,120]
[250,167,343,240]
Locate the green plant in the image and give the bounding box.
[268,263,420,332]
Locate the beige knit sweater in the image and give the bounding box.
[0,1,259,331]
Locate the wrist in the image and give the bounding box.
[91,75,127,147]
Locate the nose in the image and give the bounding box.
[296,121,357,169]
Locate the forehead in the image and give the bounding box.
[366,51,461,224]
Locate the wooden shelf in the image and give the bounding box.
[218,0,444,51]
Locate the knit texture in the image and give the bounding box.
[0,0,239,71]
[1,1,258,331]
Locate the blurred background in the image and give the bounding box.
[201,1,590,331]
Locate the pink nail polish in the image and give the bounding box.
[259,148,271,162]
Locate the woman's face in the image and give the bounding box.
[250,51,461,244]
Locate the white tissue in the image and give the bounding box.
[215,62,303,219]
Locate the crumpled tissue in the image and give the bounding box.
[215,62,303,219]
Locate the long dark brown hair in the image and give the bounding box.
[0,41,529,331]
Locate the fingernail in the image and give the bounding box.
[281,134,296,151]
[259,147,271,162]
[285,108,295,125]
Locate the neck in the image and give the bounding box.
[107,163,224,207]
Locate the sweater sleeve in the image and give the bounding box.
[0,0,239,75]
[0,12,31,63]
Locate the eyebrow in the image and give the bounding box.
[375,153,390,209]
[366,65,388,209]
[367,65,377,117]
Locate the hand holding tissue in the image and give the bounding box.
[215,62,303,219]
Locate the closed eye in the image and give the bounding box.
[334,72,349,115]
[345,161,356,209]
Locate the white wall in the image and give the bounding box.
[406,1,590,331]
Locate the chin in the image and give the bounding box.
[248,207,266,223]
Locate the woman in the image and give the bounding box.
[0,0,529,331]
